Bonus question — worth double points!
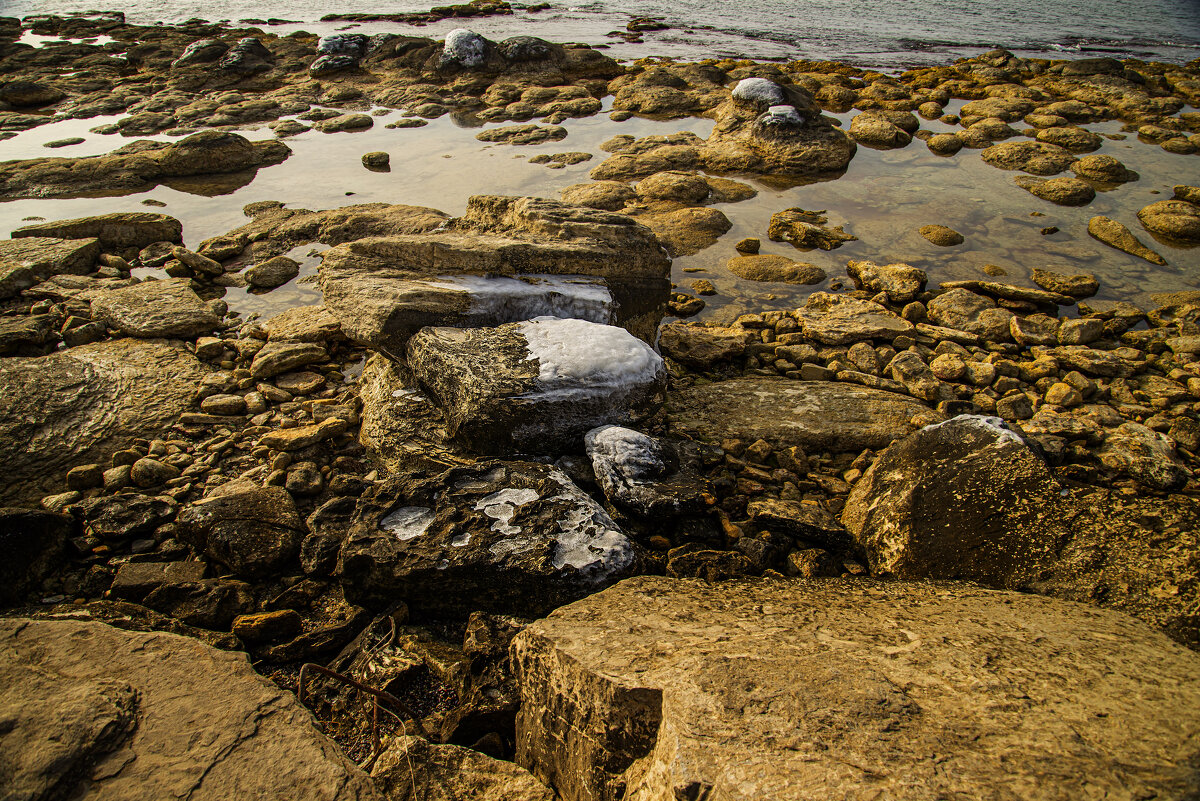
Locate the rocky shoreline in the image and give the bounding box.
[2,11,1200,800]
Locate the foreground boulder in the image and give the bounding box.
[843,415,1199,646]
[0,340,210,504]
[372,735,554,801]
[336,460,639,616]
[0,619,381,800]
[407,318,665,455]
[668,376,928,452]
[177,483,306,578]
[511,576,1200,801]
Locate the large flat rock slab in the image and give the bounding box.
[0,339,210,504]
[0,618,380,800]
[12,212,182,250]
[511,576,1200,801]
[668,376,929,452]
[0,235,99,277]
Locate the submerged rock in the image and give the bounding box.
[726,254,825,285]
[918,224,964,246]
[1137,199,1200,243]
[337,461,639,615]
[1014,175,1096,206]
[406,318,665,455]
[511,576,1200,801]
[766,207,856,250]
[980,140,1077,175]
[0,619,381,800]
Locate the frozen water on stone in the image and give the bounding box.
[518,317,663,400]
[425,275,614,325]
[450,532,472,547]
[584,425,667,482]
[732,77,786,107]
[761,105,804,126]
[923,414,1026,445]
[442,28,486,68]
[546,467,636,579]
[390,388,422,399]
[380,506,435,541]
[475,487,540,535]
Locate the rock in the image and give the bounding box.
[217,37,274,75]
[0,508,70,604]
[1030,268,1098,298]
[233,610,303,643]
[0,263,36,299]
[76,494,177,542]
[980,140,1077,175]
[698,79,856,177]
[848,112,912,148]
[1086,216,1166,264]
[0,80,65,108]
[726,254,825,284]
[130,457,181,488]
[173,37,229,66]
[889,351,953,402]
[1009,313,1060,346]
[668,376,929,452]
[263,305,344,342]
[1052,345,1134,378]
[1034,126,1102,152]
[337,461,638,616]
[845,260,927,303]
[584,426,708,518]
[0,340,209,505]
[245,255,300,289]
[90,278,221,338]
[142,579,255,630]
[793,293,914,344]
[110,561,207,601]
[633,206,730,257]
[1175,185,1200,205]
[918,224,964,246]
[361,151,389,169]
[1014,175,1096,206]
[1071,154,1138,183]
[511,576,1200,801]
[200,394,247,415]
[313,114,374,133]
[372,735,554,801]
[658,323,752,369]
[0,236,99,277]
[1099,422,1189,491]
[926,132,963,155]
[259,418,348,451]
[0,131,291,200]
[177,485,306,578]
[766,208,856,250]
[0,314,54,355]
[0,619,382,800]
[476,124,567,145]
[440,28,489,69]
[1137,199,1200,243]
[927,288,1013,341]
[560,181,636,211]
[1057,317,1104,345]
[406,318,665,455]
[746,498,849,548]
[250,342,327,379]
[11,213,182,250]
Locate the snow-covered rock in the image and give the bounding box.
[584,425,709,517]
[440,29,488,69]
[406,317,666,455]
[337,461,640,615]
[732,78,787,108]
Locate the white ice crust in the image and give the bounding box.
[584,425,666,482]
[379,506,435,541]
[442,28,486,67]
[475,487,540,536]
[762,104,804,125]
[517,317,663,400]
[545,467,636,578]
[733,77,786,107]
[426,274,614,326]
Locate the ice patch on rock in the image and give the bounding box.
[426,275,614,325]
[546,467,637,579]
[380,506,435,541]
[760,105,805,127]
[733,77,786,107]
[450,532,472,547]
[923,414,1025,445]
[585,425,667,482]
[475,487,540,535]
[518,317,663,401]
[441,29,486,68]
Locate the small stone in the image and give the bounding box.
[200,394,248,415]
[66,463,104,491]
[734,238,760,254]
[1045,382,1082,407]
[130,458,181,488]
[232,609,303,643]
[273,372,326,395]
[919,225,964,246]
[362,151,390,168]
[691,279,717,296]
[1058,318,1105,346]
[259,418,348,451]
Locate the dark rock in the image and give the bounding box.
[110,561,207,602]
[177,484,305,578]
[0,508,70,604]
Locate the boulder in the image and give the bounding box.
[1137,199,1200,243]
[1099,422,1190,491]
[12,213,182,250]
[926,288,1013,341]
[336,461,639,616]
[1071,154,1138,183]
[0,340,209,505]
[0,619,381,800]
[845,259,926,302]
[1014,175,1096,206]
[699,79,857,176]
[1088,216,1167,264]
[584,425,708,518]
[792,292,914,344]
[357,354,466,471]
[726,254,825,284]
[917,224,964,246]
[0,236,99,277]
[848,112,912,148]
[980,140,1077,175]
[668,376,929,452]
[406,318,665,455]
[177,485,306,578]
[657,322,752,369]
[372,735,554,801]
[90,278,220,338]
[511,576,1200,801]
[766,208,856,250]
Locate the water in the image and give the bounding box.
[3,0,1199,68]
